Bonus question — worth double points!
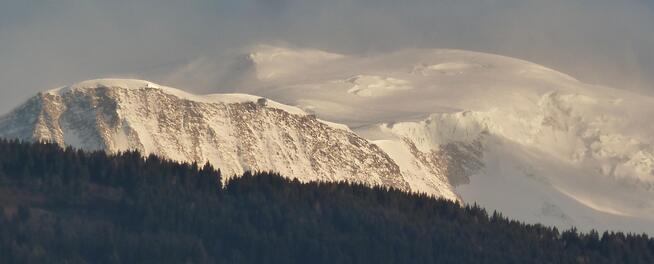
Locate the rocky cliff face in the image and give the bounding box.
[0,79,459,199]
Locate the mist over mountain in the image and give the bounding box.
[1,0,653,114]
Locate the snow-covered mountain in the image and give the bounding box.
[2,45,654,234]
[0,79,457,200]
[160,45,654,234]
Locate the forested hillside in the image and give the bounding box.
[0,139,652,263]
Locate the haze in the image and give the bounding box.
[0,0,652,114]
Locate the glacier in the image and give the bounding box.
[162,45,654,234]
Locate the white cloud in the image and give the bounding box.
[0,0,652,114]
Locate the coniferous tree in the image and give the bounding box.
[0,139,652,263]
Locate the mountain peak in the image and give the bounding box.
[41,78,314,117]
[46,78,206,104]
[47,79,162,94]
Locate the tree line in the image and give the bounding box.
[0,139,652,263]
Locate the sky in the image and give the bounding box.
[0,0,653,114]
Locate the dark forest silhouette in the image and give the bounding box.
[0,139,651,263]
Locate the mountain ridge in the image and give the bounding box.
[0,78,458,200]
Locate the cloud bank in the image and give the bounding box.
[0,0,652,114]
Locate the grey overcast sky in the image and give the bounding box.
[0,0,653,114]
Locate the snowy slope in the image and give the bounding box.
[188,46,654,234]
[0,79,464,199]
[3,46,654,234]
